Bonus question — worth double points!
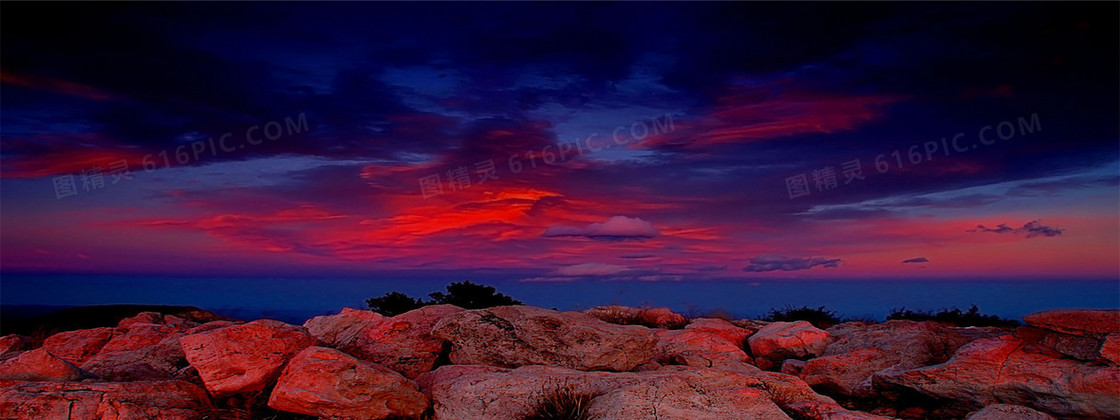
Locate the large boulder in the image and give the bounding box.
[801,320,1002,397]
[41,327,117,365]
[304,307,386,350]
[585,373,789,419]
[81,335,194,382]
[179,319,316,397]
[431,305,657,371]
[358,305,461,378]
[0,380,212,420]
[417,364,886,420]
[748,321,830,370]
[802,348,898,398]
[0,348,90,381]
[97,323,180,354]
[268,346,429,420]
[305,305,463,379]
[584,306,688,329]
[655,318,752,367]
[1023,309,1120,337]
[875,335,1120,418]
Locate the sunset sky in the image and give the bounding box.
[2,2,1117,283]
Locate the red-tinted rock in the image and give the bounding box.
[303,307,385,350]
[432,305,657,371]
[1023,309,1120,337]
[268,346,429,419]
[41,327,117,365]
[802,348,896,398]
[747,321,829,370]
[0,335,31,359]
[655,318,752,368]
[966,404,1056,420]
[0,380,212,420]
[184,320,240,334]
[97,323,180,354]
[875,335,1120,418]
[417,364,887,420]
[81,335,192,382]
[1100,335,1120,365]
[352,304,463,378]
[584,306,687,329]
[179,319,316,397]
[0,348,89,381]
[638,307,688,329]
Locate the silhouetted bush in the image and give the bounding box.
[763,305,841,329]
[366,281,523,316]
[428,281,522,309]
[887,305,1019,327]
[366,291,428,316]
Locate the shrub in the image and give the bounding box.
[887,305,1019,328]
[524,384,596,420]
[366,281,523,316]
[763,305,841,329]
[428,281,522,309]
[366,291,427,316]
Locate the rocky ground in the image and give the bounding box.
[0,304,1116,419]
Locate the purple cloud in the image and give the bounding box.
[543,216,659,240]
[902,257,930,264]
[968,220,1063,238]
[743,255,842,272]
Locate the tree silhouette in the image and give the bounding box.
[366,281,522,316]
[366,291,426,316]
[428,281,522,309]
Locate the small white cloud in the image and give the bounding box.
[543,216,659,240]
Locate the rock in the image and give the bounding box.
[0,348,90,381]
[638,307,688,329]
[184,320,240,334]
[304,307,386,350]
[966,404,1056,420]
[117,312,163,329]
[268,346,429,420]
[0,380,212,419]
[655,318,752,368]
[0,335,31,359]
[584,305,642,324]
[1100,335,1120,365]
[748,321,829,370]
[585,374,789,419]
[179,319,317,397]
[41,327,117,365]
[781,359,806,376]
[431,305,657,371]
[417,364,887,420]
[81,335,192,382]
[584,305,687,329]
[802,348,896,398]
[1023,309,1120,336]
[875,335,1120,418]
[306,305,462,379]
[352,305,463,378]
[802,320,1003,397]
[1038,329,1103,361]
[97,323,180,354]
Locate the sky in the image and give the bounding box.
[1,2,1118,285]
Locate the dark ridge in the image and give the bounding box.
[0,304,227,336]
